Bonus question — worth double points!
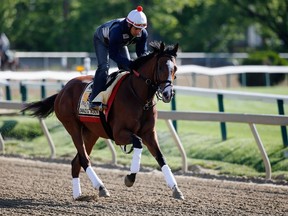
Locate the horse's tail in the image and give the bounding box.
[22,94,58,118]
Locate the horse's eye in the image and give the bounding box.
[174,75,177,80]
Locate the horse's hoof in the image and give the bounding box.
[74,195,84,201]
[99,186,110,197]
[124,173,136,187]
[74,195,97,201]
[172,186,185,200]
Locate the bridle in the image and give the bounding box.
[131,54,176,110]
[154,54,176,101]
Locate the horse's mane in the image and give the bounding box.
[131,41,178,70]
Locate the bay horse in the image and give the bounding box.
[22,41,184,200]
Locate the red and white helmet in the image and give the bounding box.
[126,6,147,29]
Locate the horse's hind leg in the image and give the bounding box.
[82,128,110,197]
[67,124,109,199]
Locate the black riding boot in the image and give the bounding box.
[89,71,107,110]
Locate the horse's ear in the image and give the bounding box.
[160,41,165,52]
[173,43,179,53]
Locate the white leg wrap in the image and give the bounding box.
[161,165,177,189]
[130,148,142,173]
[86,166,103,190]
[72,178,81,199]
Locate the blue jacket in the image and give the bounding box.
[95,18,148,69]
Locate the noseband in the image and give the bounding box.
[132,54,175,109]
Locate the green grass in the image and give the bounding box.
[0,86,287,180]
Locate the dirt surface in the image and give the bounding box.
[0,156,287,216]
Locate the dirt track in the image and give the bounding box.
[0,156,287,216]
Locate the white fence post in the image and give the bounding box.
[0,133,5,154]
[38,118,56,159]
[165,119,188,172]
[104,139,117,165]
[249,123,272,179]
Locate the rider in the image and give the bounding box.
[89,6,148,110]
[0,33,11,63]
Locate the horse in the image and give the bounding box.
[22,41,184,200]
[0,50,19,71]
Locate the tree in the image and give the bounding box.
[0,0,132,51]
[234,0,288,51]
[145,0,288,52]
[1,0,288,52]
[169,0,245,52]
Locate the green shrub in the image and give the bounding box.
[0,120,43,140]
[243,51,288,66]
[238,50,288,86]
[94,139,107,150]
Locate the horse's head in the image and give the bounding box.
[131,41,179,105]
[150,41,178,103]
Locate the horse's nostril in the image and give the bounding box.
[163,91,169,98]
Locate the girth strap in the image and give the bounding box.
[99,111,114,140]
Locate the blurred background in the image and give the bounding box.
[0,0,288,87]
[2,0,288,53]
[0,0,287,135]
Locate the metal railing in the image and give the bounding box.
[173,86,288,147]
[1,101,288,179]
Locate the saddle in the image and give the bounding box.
[78,70,129,123]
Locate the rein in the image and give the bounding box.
[130,71,156,110]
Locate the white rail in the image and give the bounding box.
[1,64,288,81]
[1,101,288,179]
[0,101,56,158]
[174,86,288,103]
[177,65,288,76]
[158,111,288,179]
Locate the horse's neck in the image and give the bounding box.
[131,60,157,101]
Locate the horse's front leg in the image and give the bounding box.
[143,132,184,200]
[124,134,143,187]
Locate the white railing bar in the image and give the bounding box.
[1,101,287,178]
[158,111,288,126]
[21,81,64,86]
[0,101,26,109]
[2,80,287,104]
[174,86,288,103]
[0,133,5,154]
[158,111,287,179]
[15,51,89,58]
[177,65,288,76]
[12,51,288,60]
